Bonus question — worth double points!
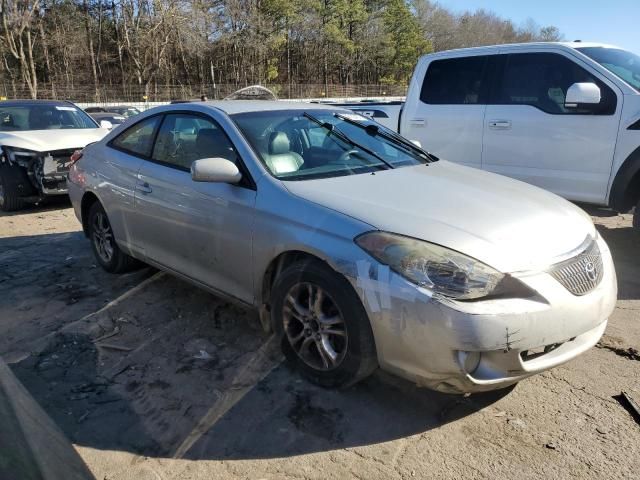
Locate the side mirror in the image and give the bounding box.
[191,157,242,184]
[99,120,113,129]
[565,82,601,108]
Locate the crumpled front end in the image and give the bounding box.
[346,234,617,394]
[3,147,78,197]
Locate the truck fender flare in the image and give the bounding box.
[610,145,640,212]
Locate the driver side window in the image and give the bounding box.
[152,113,236,170]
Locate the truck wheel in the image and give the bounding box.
[0,165,26,212]
[270,260,378,388]
[87,202,140,273]
[634,198,640,229]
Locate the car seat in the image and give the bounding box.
[195,128,235,162]
[265,131,303,174]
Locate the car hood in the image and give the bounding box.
[0,128,108,151]
[283,161,595,273]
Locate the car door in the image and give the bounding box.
[133,111,257,303]
[104,114,163,258]
[482,51,622,204]
[401,54,489,169]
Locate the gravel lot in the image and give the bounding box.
[1,199,639,480]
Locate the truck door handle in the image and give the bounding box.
[488,120,511,130]
[410,118,426,127]
[136,180,152,194]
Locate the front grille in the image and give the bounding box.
[549,238,603,296]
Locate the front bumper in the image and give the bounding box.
[349,235,617,393]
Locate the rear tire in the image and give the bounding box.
[0,164,26,212]
[271,260,378,388]
[87,202,140,273]
[633,198,640,229]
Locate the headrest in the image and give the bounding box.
[268,131,290,155]
[196,128,225,147]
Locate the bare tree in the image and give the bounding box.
[0,0,40,98]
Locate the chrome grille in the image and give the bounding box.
[549,239,603,296]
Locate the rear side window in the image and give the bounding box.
[420,56,488,105]
[496,53,616,115]
[110,115,161,157]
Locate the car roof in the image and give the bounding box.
[0,99,76,107]
[423,41,623,58]
[200,100,349,115]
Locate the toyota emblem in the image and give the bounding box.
[584,261,597,281]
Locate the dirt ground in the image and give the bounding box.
[1,199,639,480]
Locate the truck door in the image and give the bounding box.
[482,51,621,204]
[400,55,489,169]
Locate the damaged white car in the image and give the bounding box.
[0,100,110,211]
[68,101,617,393]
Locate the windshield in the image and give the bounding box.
[0,104,97,131]
[578,47,640,92]
[231,109,430,180]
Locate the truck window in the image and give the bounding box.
[496,53,616,115]
[420,56,488,105]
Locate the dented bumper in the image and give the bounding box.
[348,235,617,394]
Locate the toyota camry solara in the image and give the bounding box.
[68,101,617,393]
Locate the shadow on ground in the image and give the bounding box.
[595,224,640,300]
[0,196,71,218]
[10,329,510,461]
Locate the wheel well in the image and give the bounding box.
[261,251,331,307]
[80,192,99,237]
[610,146,640,212]
[623,172,640,211]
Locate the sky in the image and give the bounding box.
[440,0,638,54]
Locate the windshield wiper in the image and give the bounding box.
[303,112,394,170]
[334,113,434,162]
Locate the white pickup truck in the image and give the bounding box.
[338,42,640,227]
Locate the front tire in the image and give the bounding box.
[271,260,378,388]
[0,164,26,212]
[87,202,139,273]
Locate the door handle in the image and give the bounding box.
[136,180,152,194]
[410,118,426,127]
[488,120,511,130]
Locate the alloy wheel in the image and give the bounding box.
[283,282,348,371]
[92,211,114,263]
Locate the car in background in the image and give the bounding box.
[0,99,109,211]
[68,101,616,394]
[84,105,141,118]
[336,42,640,228]
[87,111,125,129]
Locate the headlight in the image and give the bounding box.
[3,147,40,162]
[355,231,513,300]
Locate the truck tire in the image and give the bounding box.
[0,164,26,212]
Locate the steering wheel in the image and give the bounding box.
[337,149,359,163]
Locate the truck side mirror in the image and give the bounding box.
[565,83,601,108]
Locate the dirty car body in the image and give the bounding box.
[68,101,617,393]
[0,100,108,210]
